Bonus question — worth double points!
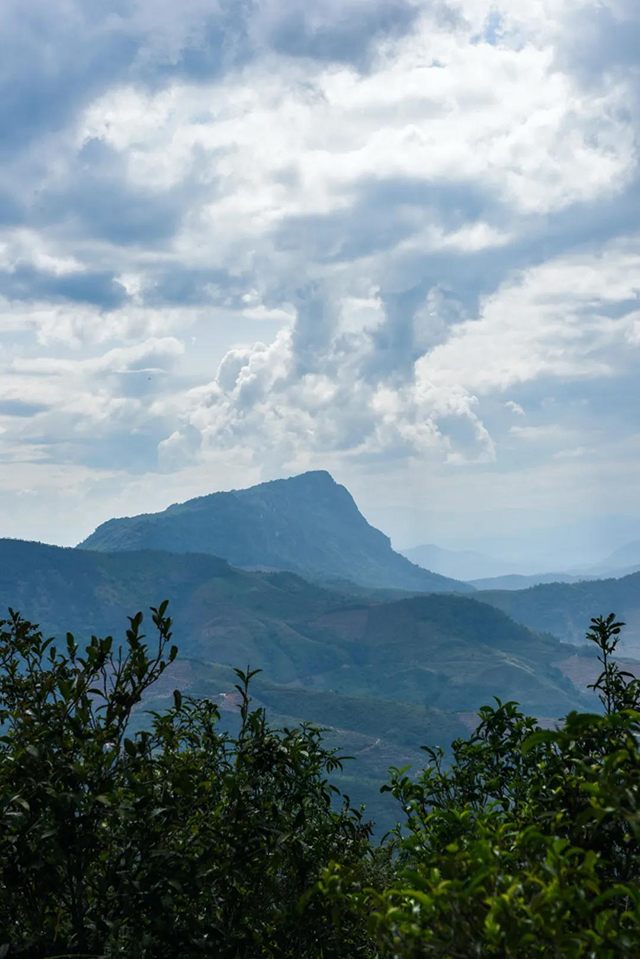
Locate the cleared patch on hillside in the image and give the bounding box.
[314,607,370,640]
[554,654,640,692]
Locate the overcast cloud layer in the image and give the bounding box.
[1,0,639,550]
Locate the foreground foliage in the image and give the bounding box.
[322,614,640,957]
[2,605,640,957]
[0,605,373,958]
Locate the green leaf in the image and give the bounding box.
[521,730,558,753]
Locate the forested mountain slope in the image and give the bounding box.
[0,536,599,828]
[0,537,586,716]
[479,572,640,652]
[78,471,472,594]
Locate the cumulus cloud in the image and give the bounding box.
[0,0,640,541]
[168,237,640,473]
[171,287,496,466]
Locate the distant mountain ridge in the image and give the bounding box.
[404,540,640,590]
[578,540,640,579]
[79,471,472,594]
[479,571,640,653]
[470,572,599,591]
[401,543,511,581]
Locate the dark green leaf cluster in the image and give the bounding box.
[0,605,373,958]
[320,614,640,957]
[4,603,640,958]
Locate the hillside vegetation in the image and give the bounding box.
[0,538,586,718]
[0,537,591,826]
[479,571,640,651]
[78,471,471,593]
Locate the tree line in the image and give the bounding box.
[1,604,640,957]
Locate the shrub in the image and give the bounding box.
[0,605,373,958]
[4,604,640,958]
[321,614,640,957]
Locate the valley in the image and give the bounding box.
[1,471,638,830]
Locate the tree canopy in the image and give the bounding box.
[2,606,640,957]
[0,604,373,958]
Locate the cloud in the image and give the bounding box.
[13,335,183,377]
[165,235,640,481]
[0,338,185,485]
[0,0,640,541]
[251,0,421,65]
[553,446,596,460]
[167,287,496,468]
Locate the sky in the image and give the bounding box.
[1,0,639,558]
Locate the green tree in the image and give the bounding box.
[0,605,373,958]
[321,613,640,957]
[5,603,640,958]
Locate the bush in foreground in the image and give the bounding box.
[0,605,374,958]
[2,607,640,957]
[321,614,640,957]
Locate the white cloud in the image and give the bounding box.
[166,293,497,468]
[553,445,596,459]
[0,230,84,276]
[0,0,640,540]
[0,298,206,347]
[12,336,184,376]
[77,8,635,254]
[161,233,640,484]
[418,238,640,394]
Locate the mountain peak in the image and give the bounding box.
[248,470,339,493]
[282,469,336,484]
[79,472,472,594]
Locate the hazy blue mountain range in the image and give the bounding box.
[401,542,601,590]
[405,540,640,590]
[603,540,640,571]
[384,509,640,574]
[469,572,599,591]
[479,572,640,654]
[79,471,472,595]
[578,540,640,579]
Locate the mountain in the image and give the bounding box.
[404,542,639,592]
[605,540,640,570]
[469,572,598,591]
[0,537,598,830]
[402,544,607,590]
[78,471,473,594]
[478,571,640,654]
[372,509,640,573]
[464,539,640,590]
[401,543,511,581]
[582,540,640,579]
[0,538,580,715]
